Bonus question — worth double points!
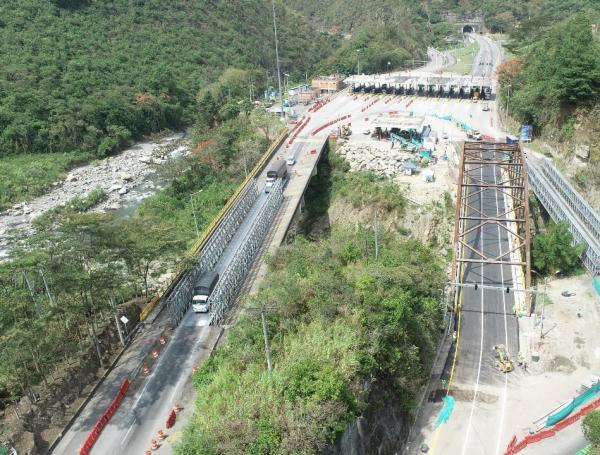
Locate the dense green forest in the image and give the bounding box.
[285,0,456,74]
[0,0,332,158]
[176,156,445,452]
[0,110,277,409]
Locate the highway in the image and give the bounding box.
[53,35,506,455]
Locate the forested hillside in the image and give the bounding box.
[0,0,333,157]
[284,0,455,75]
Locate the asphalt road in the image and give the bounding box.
[470,33,503,77]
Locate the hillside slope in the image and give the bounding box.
[0,0,333,157]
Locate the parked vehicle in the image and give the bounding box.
[286,155,296,166]
[482,102,490,111]
[265,160,287,193]
[192,272,219,313]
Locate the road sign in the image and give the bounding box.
[120,316,129,325]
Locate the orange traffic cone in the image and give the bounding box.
[151,439,159,450]
[158,335,166,345]
[192,365,198,374]
[151,349,159,359]
[146,450,152,455]
[157,429,166,440]
[143,364,150,375]
[173,403,182,413]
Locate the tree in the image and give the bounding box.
[532,221,585,276]
[583,410,600,453]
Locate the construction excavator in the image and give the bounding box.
[493,344,514,373]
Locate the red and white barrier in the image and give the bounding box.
[78,379,129,455]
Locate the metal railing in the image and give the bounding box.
[140,128,289,322]
[528,160,600,275]
[209,179,284,325]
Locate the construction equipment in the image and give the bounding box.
[494,344,514,373]
[340,125,352,138]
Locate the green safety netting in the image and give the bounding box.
[593,274,600,296]
[0,446,7,455]
[431,113,472,132]
[546,381,600,427]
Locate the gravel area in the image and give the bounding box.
[0,133,188,257]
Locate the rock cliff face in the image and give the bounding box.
[325,391,410,455]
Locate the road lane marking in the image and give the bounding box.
[493,155,510,455]
[461,155,486,455]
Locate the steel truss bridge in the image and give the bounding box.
[452,141,532,309]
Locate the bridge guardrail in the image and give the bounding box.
[539,158,600,242]
[139,128,289,321]
[528,161,600,275]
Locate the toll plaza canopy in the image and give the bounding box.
[346,71,493,96]
[370,112,426,134]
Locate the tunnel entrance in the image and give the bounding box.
[462,25,474,33]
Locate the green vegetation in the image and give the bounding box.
[532,221,585,276]
[583,410,600,454]
[0,152,91,210]
[285,0,457,74]
[496,10,600,141]
[0,0,331,159]
[447,41,479,75]
[177,227,445,454]
[0,111,278,408]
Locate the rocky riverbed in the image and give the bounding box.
[0,133,189,258]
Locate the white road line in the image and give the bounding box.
[492,152,510,455]
[461,159,486,455]
[121,420,136,446]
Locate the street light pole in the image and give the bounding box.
[248,306,276,372]
[190,189,203,237]
[271,0,284,120]
[356,49,361,75]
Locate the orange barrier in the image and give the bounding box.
[310,114,351,136]
[166,409,176,429]
[78,379,129,455]
[504,395,600,454]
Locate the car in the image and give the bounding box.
[482,103,490,111]
[442,132,449,139]
[561,290,576,297]
[363,129,371,135]
[286,155,296,166]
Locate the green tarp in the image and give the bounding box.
[546,381,600,427]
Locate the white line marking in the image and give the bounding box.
[121,421,136,446]
[493,155,510,455]
[461,160,486,455]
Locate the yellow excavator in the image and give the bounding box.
[494,344,514,373]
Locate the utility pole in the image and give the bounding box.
[271,0,284,120]
[356,49,361,75]
[373,209,379,259]
[39,267,55,306]
[190,189,203,237]
[248,306,276,372]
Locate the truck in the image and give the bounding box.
[520,124,533,142]
[191,272,219,313]
[265,160,287,193]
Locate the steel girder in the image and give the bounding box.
[166,180,259,326]
[209,179,284,325]
[451,141,532,309]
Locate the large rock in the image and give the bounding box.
[120,172,133,182]
[118,187,128,195]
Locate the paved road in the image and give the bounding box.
[470,33,503,77]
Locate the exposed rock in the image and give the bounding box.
[66,173,77,182]
[118,187,128,195]
[120,172,134,182]
[108,184,122,193]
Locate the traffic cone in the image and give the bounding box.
[151,349,159,359]
[146,450,152,455]
[157,429,166,440]
[192,365,198,374]
[173,403,182,413]
[158,335,166,345]
[143,364,150,375]
[151,439,159,450]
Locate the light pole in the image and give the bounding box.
[190,189,203,237]
[356,49,361,75]
[505,83,511,124]
[271,0,285,120]
[248,306,276,372]
[531,269,559,339]
[387,61,391,73]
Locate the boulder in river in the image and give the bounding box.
[118,187,128,195]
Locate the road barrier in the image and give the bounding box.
[166,409,176,429]
[77,379,129,455]
[504,395,600,454]
[139,128,289,321]
[310,114,351,136]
